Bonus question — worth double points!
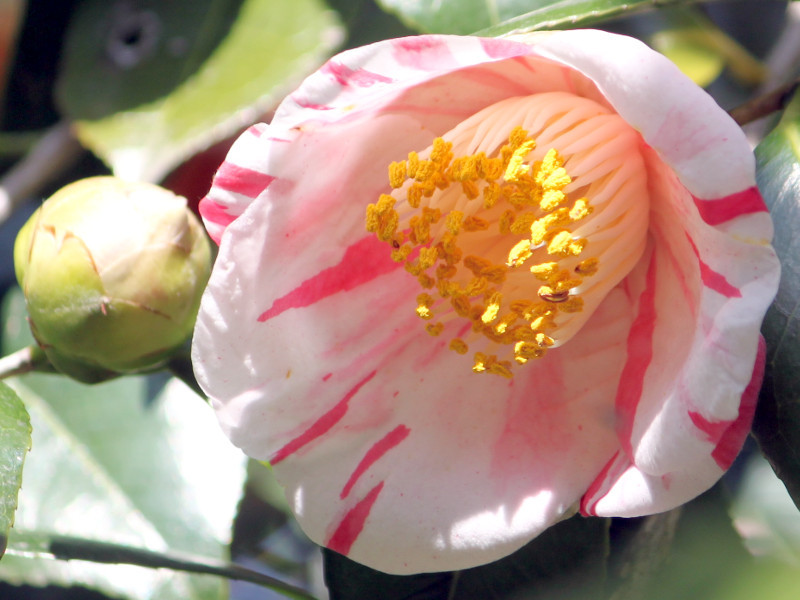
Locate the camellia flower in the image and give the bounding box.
[192,30,780,573]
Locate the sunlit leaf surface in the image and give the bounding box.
[0,289,247,599]
[377,0,695,36]
[58,0,343,182]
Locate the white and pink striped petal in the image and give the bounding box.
[192,29,780,574]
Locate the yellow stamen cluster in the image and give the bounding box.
[366,126,599,377]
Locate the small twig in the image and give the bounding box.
[8,533,316,600]
[0,121,84,225]
[0,345,54,380]
[729,78,800,127]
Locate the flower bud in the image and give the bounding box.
[14,176,211,382]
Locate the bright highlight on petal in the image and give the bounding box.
[367,93,648,375]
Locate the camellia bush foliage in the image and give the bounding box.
[1,1,800,599]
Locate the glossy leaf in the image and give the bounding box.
[60,0,343,182]
[376,0,701,36]
[0,380,30,559]
[752,90,800,510]
[0,288,247,599]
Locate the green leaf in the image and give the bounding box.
[59,0,343,182]
[649,7,765,88]
[0,381,31,560]
[376,0,702,36]
[752,90,800,511]
[0,288,248,599]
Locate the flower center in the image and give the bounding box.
[366,93,649,377]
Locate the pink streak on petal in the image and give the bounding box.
[340,425,411,499]
[290,95,334,110]
[321,61,394,87]
[270,370,377,465]
[327,482,385,555]
[199,199,237,232]
[693,187,767,226]
[392,36,458,70]
[258,236,402,322]
[580,450,628,516]
[686,236,742,299]
[479,37,527,59]
[615,253,658,459]
[213,163,276,198]
[711,336,765,469]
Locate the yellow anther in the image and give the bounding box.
[446,211,464,234]
[416,293,435,320]
[409,215,431,245]
[498,209,516,234]
[407,185,423,208]
[418,272,435,289]
[426,322,444,336]
[430,138,453,165]
[509,212,537,235]
[529,261,560,280]
[465,276,489,297]
[569,198,592,221]
[536,149,571,189]
[547,231,586,257]
[418,247,439,271]
[530,312,556,331]
[407,152,420,178]
[508,126,528,148]
[507,239,532,267]
[451,295,472,317]
[481,292,503,324]
[538,189,564,212]
[575,257,599,276]
[463,216,489,231]
[559,296,584,313]
[389,161,407,188]
[450,338,469,354]
[488,360,513,379]
[482,265,507,284]
[436,264,457,280]
[493,313,518,334]
[462,180,480,200]
[504,140,536,182]
[391,244,413,262]
[463,255,493,277]
[530,209,571,246]
[483,182,502,209]
[514,341,547,363]
[472,352,489,373]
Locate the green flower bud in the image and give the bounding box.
[14,177,211,383]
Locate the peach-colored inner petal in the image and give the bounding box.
[371,92,649,375]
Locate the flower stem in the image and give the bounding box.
[0,345,55,380]
[729,77,800,126]
[0,121,84,225]
[6,532,317,600]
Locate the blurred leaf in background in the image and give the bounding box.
[58,0,343,183]
[0,288,248,599]
[0,380,30,560]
